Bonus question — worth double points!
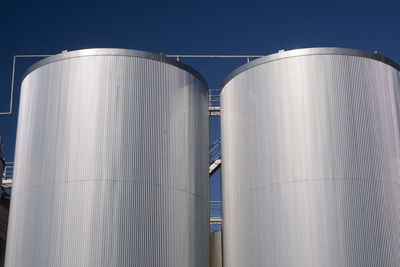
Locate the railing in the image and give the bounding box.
[210,201,222,219]
[209,89,220,107]
[3,162,13,179]
[208,89,221,116]
[2,162,13,188]
[209,138,222,229]
[210,200,222,231]
[209,137,221,164]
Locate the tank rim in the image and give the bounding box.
[221,47,400,90]
[23,48,208,88]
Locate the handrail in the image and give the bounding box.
[3,162,13,179]
[209,137,221,164]
[166,54,264,63]
[208,89,220,108]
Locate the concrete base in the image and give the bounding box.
[210,231,222,267]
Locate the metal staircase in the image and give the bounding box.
[2,163,12,188]
[209,137,222,176]
[208,88,222,227]
[208,88,222,177]
[208,89,220,116]
[210,201,222,229]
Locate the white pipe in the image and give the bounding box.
[0,55,52,115]
[166,54,264,59]
[1,54,260,115]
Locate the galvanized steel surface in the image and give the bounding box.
[23,48,208,87]
[221,48,400,266]
[5,49,209,267]
[221,47,400,89]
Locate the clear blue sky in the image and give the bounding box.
[1,0,399,205]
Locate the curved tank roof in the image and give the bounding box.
[23,48,208,88]
[221,47,400,89]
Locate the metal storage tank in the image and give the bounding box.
[220,48,400,266]
[5,49,209,267]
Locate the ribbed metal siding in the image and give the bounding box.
[5,51,209,267]
[221,52,400,266]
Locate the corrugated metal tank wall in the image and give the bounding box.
[5,49,209,267]
[220,48,400,266]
